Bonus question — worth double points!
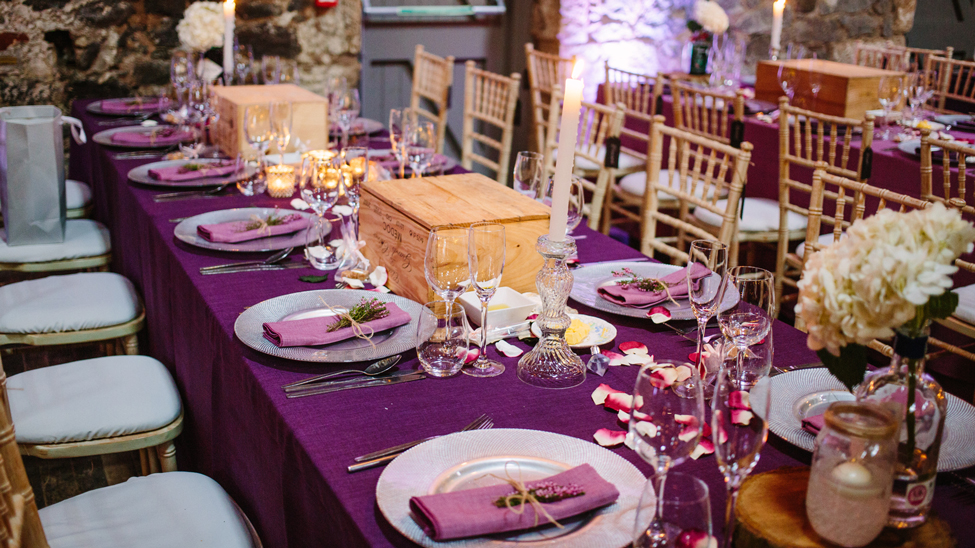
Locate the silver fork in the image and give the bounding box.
[153,182,231,202]
[348,415,494,472]
[354,414,492,463]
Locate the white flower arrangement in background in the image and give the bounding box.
[176,2,224,51]
[691,0,729,36]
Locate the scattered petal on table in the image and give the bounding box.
[604,392,642,413]
[367,266,388,287]
[603,350,626,366]
[619,341,649,355]
[646,306,671,324]
[464,348,479,364]
[591,383,623,406]
[674,414,699,427]
[648,367,678,389]
[593,428,626,447]
[729,390,751,410]
[623,431,637,451]
[344,278,364,289]
[495,340,523,358]
[690,438,715,460]
[290,198,310,210]
[731,409,754,426]
[678,424,699,442]
[617,409,630,424]
[675,365,693,382]
[632,419,657,438]
[622,353,654,366]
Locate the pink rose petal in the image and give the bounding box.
[716,424,729,444]
[674,414,699,427]
[526,313,539,321]
[678,425,700,442]
[690,437,715,460]
[701,422,712,438]
[675,365,693,382]
[633,419,658,438]
[617,409,630,424]
[604,392,639,413]
[688,351,700,363]
[731,409,754,426]
[677,528,717,548]
[367,266,388,287]
[622,354,654,366]
[464,348,479,364]
[604,351,626,366]
[619,341,649,355]
[593,428,626,447]
[649,367,678,389]
[646,306,672,324]
[591,383,624,406]
[729,391,752,410]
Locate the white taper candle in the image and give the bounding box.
[548,62,584,242]
[223,0,235,82]
[771,0,785,52]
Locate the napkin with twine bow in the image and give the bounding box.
[101,97,165,113]
[197,213,309,243]
[111,127,192,146]
[149,161,239,182]
[598,263,710,308]
[262,302,411,347]
[409,464,619,541]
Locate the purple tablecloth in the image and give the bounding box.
[70,99,973,548]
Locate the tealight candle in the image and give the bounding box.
[831,461,873,488]
[267,164,296,198]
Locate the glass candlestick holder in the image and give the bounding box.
[517,235,585,389]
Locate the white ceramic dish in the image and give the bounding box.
[457,288,535,328]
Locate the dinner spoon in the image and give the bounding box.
[282,355,402,391]
[201,247,294,273]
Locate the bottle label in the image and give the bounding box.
[904,477,935,508]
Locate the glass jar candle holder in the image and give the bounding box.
[266,164,296,198]
[806,402,899,548]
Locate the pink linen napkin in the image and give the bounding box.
[262,303,412,347]
[197,213,309,243]
[101,97,164,113]
[149,161,238,182]
[802,414,826,435]
[409,464,619,541]
[111,128,191,146]
[597,262,711,308]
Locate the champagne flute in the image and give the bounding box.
[341,147,368,241]
[170,51,195,109]
[717,266,774,380]
[466,223,506,378]
[331,87,361,149]
[512,151,543,198]
[301,154,341,270]
[878,75,903,140]
[628,362,705,547]
[405,120,436,177]
[244,103,272,192]
[684,240,729,394]
[424,227,470,304]
[712,365,771,548]
[633,473,714,548]
[261,55,281,85]
[389,108,413,179]
[270,101,293,165]
[233,41,254,85]
[777,44,804,105]
[808,53,823,111]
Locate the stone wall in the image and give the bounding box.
[0,0,362,112]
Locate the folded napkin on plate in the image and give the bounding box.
[955,119,975,132]
[111,128,191,146]
[409,464,619,541]
[745,99,778,115]
[802,413,826,435]
[149,161,238,181]
[101,97,164,113]
[262,303,411,347]
[197,213,309,243]
[597,262,711,308]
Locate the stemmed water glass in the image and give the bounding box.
[405,120,436,177]
[878,74,903,140]
[170,51,195,109]
[331,87,361,149]
[270,101,293,164]
[277,59,300,84]
[808,53,823,111]
[243,103,272,194]
[633,473,713,548]
[301,154,341,270]
[512,151,543,198]
[466,223,506,378]
[712,365,771,548]
[538,175,585,238]
[233,41,254,85]
[341,147,368,240]
[684,240,729,395]
[261,55,281,84]
[777,44,804,105]
[717,266,774,380]
[424,227,470,304]
[906,72,928,127]
[389,108,413,179]
[628,362,705,547]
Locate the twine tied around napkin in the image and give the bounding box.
[314,296,389,350]
[614,268,681,307]
[486,463,585,530]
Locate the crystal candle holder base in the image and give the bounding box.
[517,235,585,389]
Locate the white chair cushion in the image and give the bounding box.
[66,179,93,210]
[0,220,110,263]
[9,355,180,444]
[0,272,140,334]
[796,233,843,259]
[952,284,975,325]
[693,197,807,232]
[618,170,722,201]
[39,471,256,548]
[555,147,644,171]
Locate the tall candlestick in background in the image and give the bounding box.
[771,0,785,52]
[548,61,584,242]
[223,0,235,82]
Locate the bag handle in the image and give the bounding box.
[62,116,86,145]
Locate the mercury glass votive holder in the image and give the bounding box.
[267,164,296,198]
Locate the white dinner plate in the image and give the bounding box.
[530,314,617,350]
[127,159,258,188]
[899,119,946,131]
[569,261,737,321]
[376,428,648,548]
[330,117,385,136]
[933,114,975,131]
[897,138,975,164]
[173,207,314,252]
[92,125,192,149]
[234,289,426,363]
[750,367,975,472]
[87,97,167,117]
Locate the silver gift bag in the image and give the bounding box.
[0,106,86,246]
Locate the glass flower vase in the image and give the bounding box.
[855,324,947,529]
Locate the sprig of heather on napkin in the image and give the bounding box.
[239,212,298,232]
[493,482,585,508]
[613,267,673,293]
[327,298,390,332]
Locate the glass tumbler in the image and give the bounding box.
[416,301,468,378]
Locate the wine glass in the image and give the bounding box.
[389,108,413,179]
[233,41,254,85]
[261,55,281,84]
[878,75,903,140]
[712,364,771,548]
[466,222,506,378]
[683,240,729,395]
[777,44,804,105]
[808,53,823,111]
[270,101,293,165]
[538,175,585,238]
[512,151,543,198]
[416,301,468,378]
[424,226,470,304]
[331,87,361,149]
[633,472,714,548]
[628,362,705,547]
[906,72,927,127]
[301,154,341,270]
[244,103,273,193]
[341,146,368,240]
[717,266,774,381]
[405,120,436,177]
[278,59,300,84]
[170,51,195,108]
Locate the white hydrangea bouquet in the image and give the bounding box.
[176,2,224,52]
[796,202,975,389]
[687,0,729,39]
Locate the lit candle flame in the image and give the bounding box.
[774,0,784,7]
[571,60,584,80]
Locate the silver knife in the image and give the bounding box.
[200,262,307,275]
[286,372,426,398]
[285,369,417,393]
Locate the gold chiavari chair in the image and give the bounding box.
[460,61,521,186]
[854,40,909,71]
[525,43,575,155]
[905,46,953,75]
[410,45,455,155]
[542,85,625,232]
[926,55,975,114]
[670,80,746,146]
[640,115,753,265]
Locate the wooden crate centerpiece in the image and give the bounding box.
[360,173,551,304]
[211,84,328,160]
[755,59,904,120]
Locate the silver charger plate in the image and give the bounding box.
[93,125,192,149]
[174,207,314,252]
[897,138,975,164]
[750,367,975,472]
[376,428,648,548]
[234,289,425,363]
[569,261,737,321]
[87,98,166,117]
[330,117,385,136]
[128,159,258,188]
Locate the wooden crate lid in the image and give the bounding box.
[362,173,551,229]
[211,84,327,105]
[757,59,904,78]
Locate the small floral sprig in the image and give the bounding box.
[238,212,299,232]
[327,298,389,332]
[613,268,672,293]
[177,163,205,173]
[493,482,584,508]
